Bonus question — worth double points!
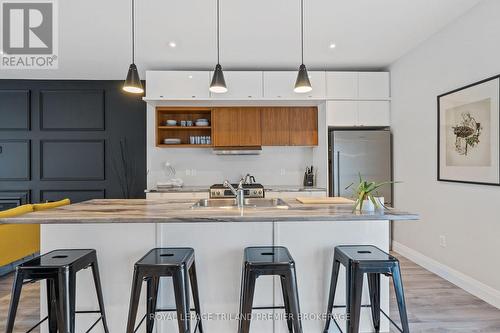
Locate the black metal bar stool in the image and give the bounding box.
[125,248,203,333]
[238,246,302,333]
[323,245,410,333]
[5,249,109,333]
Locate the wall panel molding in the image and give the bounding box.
[0,139,31,181]
[0,89,30,130]
[39,89,105,131]
[40,139,105,181]
[40,189,105,203]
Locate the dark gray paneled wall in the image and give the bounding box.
[0,80,146,203]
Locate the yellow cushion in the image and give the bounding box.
[33,198,71,211]
[0,204,34,218]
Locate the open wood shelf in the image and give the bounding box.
[158,126,211,130]
[157,144,213,148]
[156,107,213,147]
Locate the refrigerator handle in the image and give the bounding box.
[336,151,341,196]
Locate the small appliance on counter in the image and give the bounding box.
[303,166,315,187]
[157,162,184,188]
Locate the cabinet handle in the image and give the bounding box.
[0,146,2,154]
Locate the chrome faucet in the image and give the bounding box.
[243,173,256,184]
[223,180,245,207]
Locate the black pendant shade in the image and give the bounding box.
[294,0,312,93]
[209,0,227,93]
[123,0,143,94]
[210,64,227,93]
[294,64,312,93]
[123,63,144,94]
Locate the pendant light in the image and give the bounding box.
[294,0,312,93]
[209,0,228,93]
[123,0,144,94]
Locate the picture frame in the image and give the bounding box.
[437,75,500,186]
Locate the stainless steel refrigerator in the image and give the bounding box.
[328,129,393,205]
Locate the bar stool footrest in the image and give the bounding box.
[23,310,104,333]
[329,304,404,333]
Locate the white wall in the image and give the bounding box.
[390,0,500,303]
[146,104,328,188]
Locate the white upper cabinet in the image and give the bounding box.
[263,71,326,99]
[146,71,210,99]
[358,72,390,100]
[326,72,358,99]
[327,100,390,127]
[210,71,263,99]
[357,101,390,126]
[326,101,358,127]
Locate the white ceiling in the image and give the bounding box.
[0,0,483,79]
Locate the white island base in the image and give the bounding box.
[41,220,390,333]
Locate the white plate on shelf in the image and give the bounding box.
[165,120,177,126]
[163,138,181,144]
[195,121,209,127]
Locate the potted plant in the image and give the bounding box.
[346,174,397,212]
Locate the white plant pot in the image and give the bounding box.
[374,196,384,209]
[361,199,375,212]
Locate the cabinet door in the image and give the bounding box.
[326,101,358,127]
[238,108,262,146]
[358,72,390,100]
[210,71,263,99]
[289,107,318,146]
[261,108,290,145]
[357,101,390,126]
[263,71,325,99]
[326,72,358,99]
[212,108,240,146]
[146,71,210,98]
[304,71,326,98]
[263,72,298,98]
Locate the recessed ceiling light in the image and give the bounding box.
[188,75,193,79]
[168,41,177,48]
[329,43,336,49]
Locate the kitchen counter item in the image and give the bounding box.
[295,197,354,204]
[0,199,419,224]
[265,185,327,192]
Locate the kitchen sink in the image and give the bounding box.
[192,198,290,209]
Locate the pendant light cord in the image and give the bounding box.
[216,0,220,64]
[300,0,304,65]
[131,0,135,64]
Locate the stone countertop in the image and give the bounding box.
[145,185,327,193]
[0,199,418,224]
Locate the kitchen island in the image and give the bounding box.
[1,199,418,333]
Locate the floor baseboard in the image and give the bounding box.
[392,241,500,310]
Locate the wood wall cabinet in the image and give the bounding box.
[156,107,318,148]
[261,107,318,146]
[289,107,318,146]
[212,108,262,147]
[261,108,290,145]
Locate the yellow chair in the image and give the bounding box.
[33,198,71,211]
[0,204,39,268]
[0,204,34,218]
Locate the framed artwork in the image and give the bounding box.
[438,75,500,185]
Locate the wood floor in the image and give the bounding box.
[1,253,499,333]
